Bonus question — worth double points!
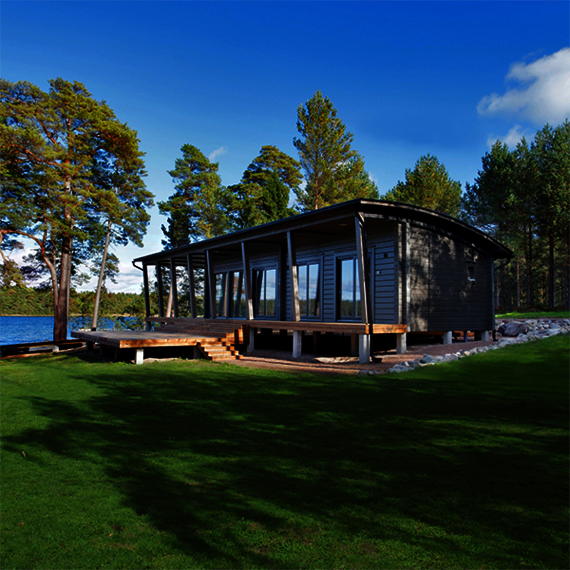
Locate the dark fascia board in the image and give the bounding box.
[134,199,513,265]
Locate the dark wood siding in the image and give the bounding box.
[408,226,494,331]
[284,222,397,322]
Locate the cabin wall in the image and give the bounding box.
[284,223,397,323]
[204,220,494,331]
[407,225,493,331]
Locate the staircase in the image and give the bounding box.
[196,338,243,362]
[149,318,245,362]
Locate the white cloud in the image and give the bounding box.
[478,47,570,124]
[208,146,227,161]
[485,124,532,149]
[80,261,144,294]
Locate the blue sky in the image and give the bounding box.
[2,1,569,292]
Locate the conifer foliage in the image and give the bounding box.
[0,79,153,340]
[383,154,462,217]
[228,145,301,229]
[293,91,378,210]
[159,144,231,246]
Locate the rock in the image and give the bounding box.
[389,364,409,373]
[420,355,434,365]
[498,337,517,347]
[498,322,529,337]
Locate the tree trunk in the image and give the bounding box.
[165,285,173,318]
[548,231,555,308]
[54,235,73,341]
[92,218,112,330]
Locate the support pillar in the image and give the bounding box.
[359,334,371,364]
[443,331,453,345]
[396,332,407,354]
[475,330,490,341]
[292,331,302,358]
[312,331,321,352]
[350,333,359,356]
[463,330,468,343]
[247,327,256,353]
[135,348,144,365]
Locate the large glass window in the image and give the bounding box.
[215,271,247,318]
[339,258,361,319]
[298,263,321,318]
[254,268,276,317]
[229,271,246,317]
[215,273,228,317]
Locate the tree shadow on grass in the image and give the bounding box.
[3,350,569,568]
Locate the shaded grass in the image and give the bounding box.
[1,334,568,569]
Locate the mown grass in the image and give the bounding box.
[1,335,568,569]
[496,310,569,320]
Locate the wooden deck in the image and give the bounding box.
[71,318,409,365]
[71,327,243,364]
[148,317,408,335]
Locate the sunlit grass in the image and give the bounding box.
[496,310,569,319]
[1,334,568,569]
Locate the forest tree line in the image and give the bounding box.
[1,80,568,340]
[0,287,149,318]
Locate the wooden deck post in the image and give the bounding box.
[170,259,179,318]
[292,331,302,358]
[135,348,144,365]
[396,333,407,354]
[187,254,196,318]
[355,213,372,325]
[287,231,300,322]
[359,334,371,364]
[206,250,216,319]
[350,333,359,356]
[156,264,165,318]
[142,264,151,326]
[241,243,254,320]
[247,327,256,352]
[312,331,321,352]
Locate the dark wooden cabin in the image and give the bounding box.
[133,199,512,362]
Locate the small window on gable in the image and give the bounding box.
[467,266,476,282]
[466,248,478,263]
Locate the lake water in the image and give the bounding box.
[0,316,137,345]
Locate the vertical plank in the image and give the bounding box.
[241,242,253,320]
[142,264,151,321]
[187,254,196,318]
[170,258,179,318]
[156,264,165,318]
[206,250,216,319]
[354,214,371,324]
[403,222,410,326]
[287,231,300,321]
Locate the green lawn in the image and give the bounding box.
[1,335,569,569]
[496,310,570,320]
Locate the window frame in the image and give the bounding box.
[253,267,278,319]
[296,260,323,321]
[336,255,362,321]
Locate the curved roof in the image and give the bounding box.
[134,199,512,266]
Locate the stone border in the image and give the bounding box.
[384,318,569,374]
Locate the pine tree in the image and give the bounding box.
[293,91,377,210]
[159,144,230,245]
[0,79,153,340]
[228,145,301,229]
[383,154,461,217]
